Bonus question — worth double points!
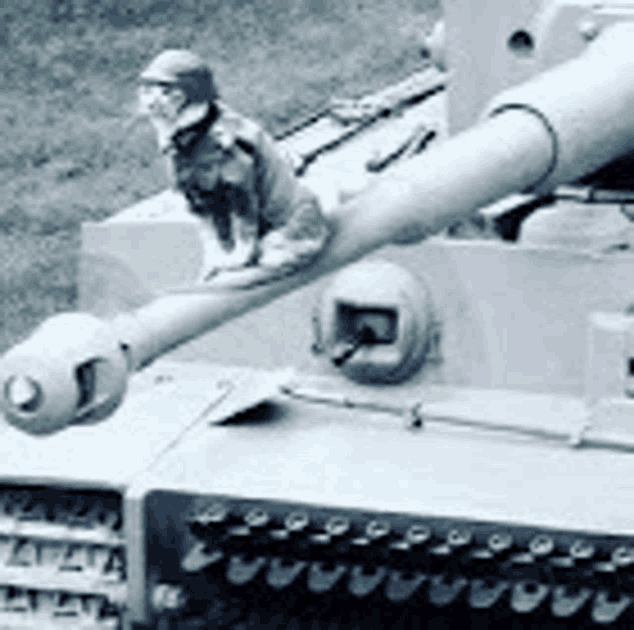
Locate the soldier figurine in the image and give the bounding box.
[137,49,330,289]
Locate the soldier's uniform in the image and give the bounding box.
[138,50,330,287]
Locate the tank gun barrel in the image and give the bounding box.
[4,22,634,435]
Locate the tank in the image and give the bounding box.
[4,1,634,628]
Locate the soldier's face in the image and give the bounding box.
[138,82,187,123]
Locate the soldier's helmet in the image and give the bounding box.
[139,50,218,104]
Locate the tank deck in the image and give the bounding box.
[129,361,634,537]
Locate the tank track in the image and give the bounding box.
[145,493,634,628]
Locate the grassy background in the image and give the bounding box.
[0,0,440,351]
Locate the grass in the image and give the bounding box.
[0,0,441,352]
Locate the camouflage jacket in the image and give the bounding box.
[163,102,329,270]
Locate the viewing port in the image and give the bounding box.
[336,304,398,346]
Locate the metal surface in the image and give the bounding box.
[485,22,634,195]
[444,0,544,133]
[277,68,445,178]
[131,378,631,535]
[0,361,296,630]
[125,385,634,626]
[0,313,128,435]
[0,361,289,488]
[79,227,634,400]
[281,383,634,452]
